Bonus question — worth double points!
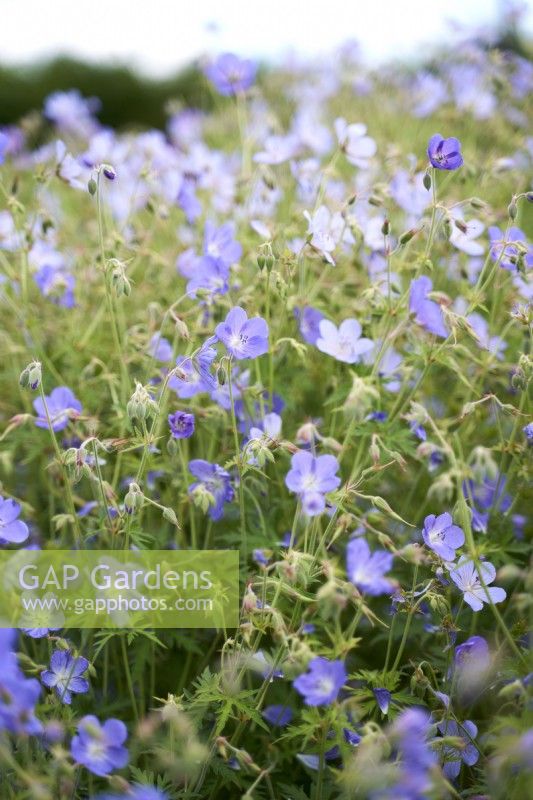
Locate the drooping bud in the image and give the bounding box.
[398,227,419,245]
[423,170,431,191]
[102,163,116,181]
[124,482,143,514]
[19,360,42,390]
[508,199,518,220]
[88,178,97,196]
[127,382,158,425]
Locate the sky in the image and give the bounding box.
[1,0,533,75]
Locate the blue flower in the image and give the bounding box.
[316,318,374,364]
[168,410,195,439]
[168,348,217,398]
[205,53,256,96]
[294,306,325,345]
[427,134,463,170]
[33,386,82,432]
[346,537,394,596]
[523,421,533,442]
[0,496,29,545]
[285,451,341,517]
[422,512,464,561]
[293,657,347,706]
[96,786,168,800]
[41,650,89,704]
[188,459,234,521]
[71,715,128,777]
[449,556,506,611]
[409,275,448,338]
[261,705,293,726]
[437,719,479,780]
[215,306,269,360]
[373,687,391,714]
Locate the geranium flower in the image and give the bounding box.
[316,319,374,364]
[205,53,256,96]
[215,306,269,360]
[71,715,128,777]
[437,719,479,779]
[41,650,89,704]
[293,657,347,706]
[33,386,82,432]
[422,512,464,561]
[409,275,448,338]
[449,556,506,611]
[285,451,341,517]
[188,460,234,521]
[168,410,195,439]
[427,134,463,170]
[346,537,394,596]
[0,496,29,544]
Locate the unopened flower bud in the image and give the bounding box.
[102,164,116,181]
[88,178,97,196]
[423,171,432,191]
[381,218,390,236]
[508,199,518,220]
[124,482,143,514]
[398,228,419,245]
[20,360,42,390]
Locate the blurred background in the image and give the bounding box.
[1,0,532,129]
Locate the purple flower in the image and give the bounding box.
[168,348,217,398]
[215,306,269,360]
[390,708,436,797]
[0,672,42,735]
[205,53,256,96]
[449,556,506,611]
[437,719,479,779]
[168,410,195,439]
[34,263,76,307]
[188,459,234,521]
[409,275,448,338]
[33,386,82,432]
[316,319,374,364]
[334,118,377,168]
[203,221,242,268]
[96,787,168,800]
[293,657,347,706]
[346,537,394,596]
[303,205,344,265]
[488,226,533,272]
[454,635,490,674]
[294,306,325,345]
[373,687,391,714]
[148,334,173,362]
[285,451,341,517]
[523,422,533,442]
[71,715,128,777]
[422,512,465,561]
[261,705,293,726]
[41,650,89,704]
[0,496,29,544]
[463,473,511,532]
[427,134,463,170]
[453,635,492,702]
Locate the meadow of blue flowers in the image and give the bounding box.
[0,27,532,800]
